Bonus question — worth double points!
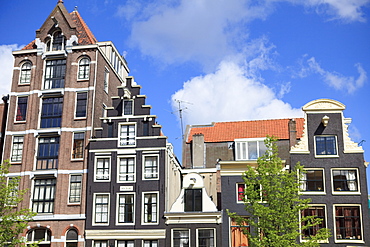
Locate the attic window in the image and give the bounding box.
[46,31,65,52]
[235,139,267,161]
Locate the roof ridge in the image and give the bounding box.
[70,9,97,44]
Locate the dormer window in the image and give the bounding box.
[235,139,267,161]
[45,31,65,52]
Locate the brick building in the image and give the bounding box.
[2,1,129,246]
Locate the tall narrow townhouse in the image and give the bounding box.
[85,77,181,247]
[2,1,129,246]
[290,99,370,246]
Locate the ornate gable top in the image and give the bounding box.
[302,99,345,112]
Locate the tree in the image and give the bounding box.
[228,137,330,247]
[0,161,36,246]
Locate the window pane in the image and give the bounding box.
[32,179,56,213]
[11,136,24,162]
[72,132,85,159]
[118,194,134,223]
[123,100,133,115]
[316,136,337,155]
[173,230,189,247]
[41,97,63,128]
[301,206,326,239]
[230,218,249,247]
[198,229,214,247]
[144,193,157,223]
[76,92,87,118]
[78,58,90,79]
[301,170,324,191]
[120,125,136,146]
[333,170,358,191]
[144,156,158,179]
[20,62,32,84]
[335,206,362,240]
[119,158,135,182]
[69,175,82,203]
[248,142,257,160]
[96,158,110,180]
[185,189,202,212]
[95,195,109,223]
[16,97,28,121]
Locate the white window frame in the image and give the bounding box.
[122,99,134,116]
[116,192,135,225]
[142,155,159,180]
[117,240,135,247]
[118,123,136,147]
[68,174,82,204]
[300,168,326,195]
[77,57,90,80]
[94,156,111,182]
[172,228,190,247]
[10,135,24,163]
[117,156,136,183]
[93,240,109,247]
[196,228,216,247]
[299,204,328,243]
[234,138,267,161]
[236,183,245,203]
[142,191,159,225]
[142,240,159,247]
[74,91,88,119]
[93,193,110,226]
[333,204,364,243]
[19,61,32,84]
[314,135,339,158]
[331,168,360,195]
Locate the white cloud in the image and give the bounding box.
[0,44,21,96]
[171,59,302,126]
[301,57,367,94]
[303,0,369,22]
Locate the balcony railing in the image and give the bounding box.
[36,158,58,170]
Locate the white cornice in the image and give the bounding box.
[85,229,166,239]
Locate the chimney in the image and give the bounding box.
[289,119,297,148]
[192,133,205,168]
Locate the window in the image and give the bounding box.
[69,175,82,204]
[143,156,158,179]
[173,229,190,247]
[237,184,245,202]
[32,178,56,213]
[72,132,85,159]
[119,124,136,146]
[230,218,249,247]
[117,241,134,247]
[27,228,51,246]
[118,194,134,224]
[78,58,90,79]
[143,193,158,224]
[44,59,66,89]
[143,121,149,136]
[235,139,267,160]
[332,169,358,192]
[51,31,64,51]
[94,194,109,224]
[184,189,202,212]
[36,136,59,170]
[118,157,135,182]
[11,136,24,162]
[301,170,324,192]
[16,96,28,121]
[20,61,32,84]
[7,177,19,206]
[41,97,63,128]
[301,206,326,240]
[95,158,110,181]
[198,229,215,247]
[335,206,362,241]
[104,68,109,93]
[75,92,87,118]
[143,240,158,247]
[123,100,133,115]
[94,240,108,247]
[66,228,78,247]
[315,136,337,156]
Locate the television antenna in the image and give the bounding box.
[172,99,192,141]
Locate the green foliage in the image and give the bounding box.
[228,137,330,247]
[0,161,36,246]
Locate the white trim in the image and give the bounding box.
[333,204,364,243]
[92,193,110,226]
[33,214,86,220]
[7,169,87,177]
[331,168,360,195]
[85,229,166,239]
[89,147,166,153]
[5,127,92,136]
[117,155,136,183]
[142,154,159,180]
[116,192,135,226]
[94,156,111,182]
[196,228,216,247]
[142,191,159,225]
[9,86,95,97]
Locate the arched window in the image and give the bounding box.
[78,58,90,80]
[45,31,65,52]
[27,228,51,246]
[20,61,32,84]
[66,228,78,247]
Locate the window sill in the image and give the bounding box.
[18,83,31,86]
[74,117,87,120]
[335,239,364,243]
[71,158,84,162]
[14,121,26,124]
[332,191,361,195]
[10,161,22,165]
[77,78,89,82]
[314,154,339,158]
[67,203,81,206]
[301,191,326,195]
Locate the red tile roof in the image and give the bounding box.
[187,118,304,143]
[22,9,97,50]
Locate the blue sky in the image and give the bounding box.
[0,0,369,187]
